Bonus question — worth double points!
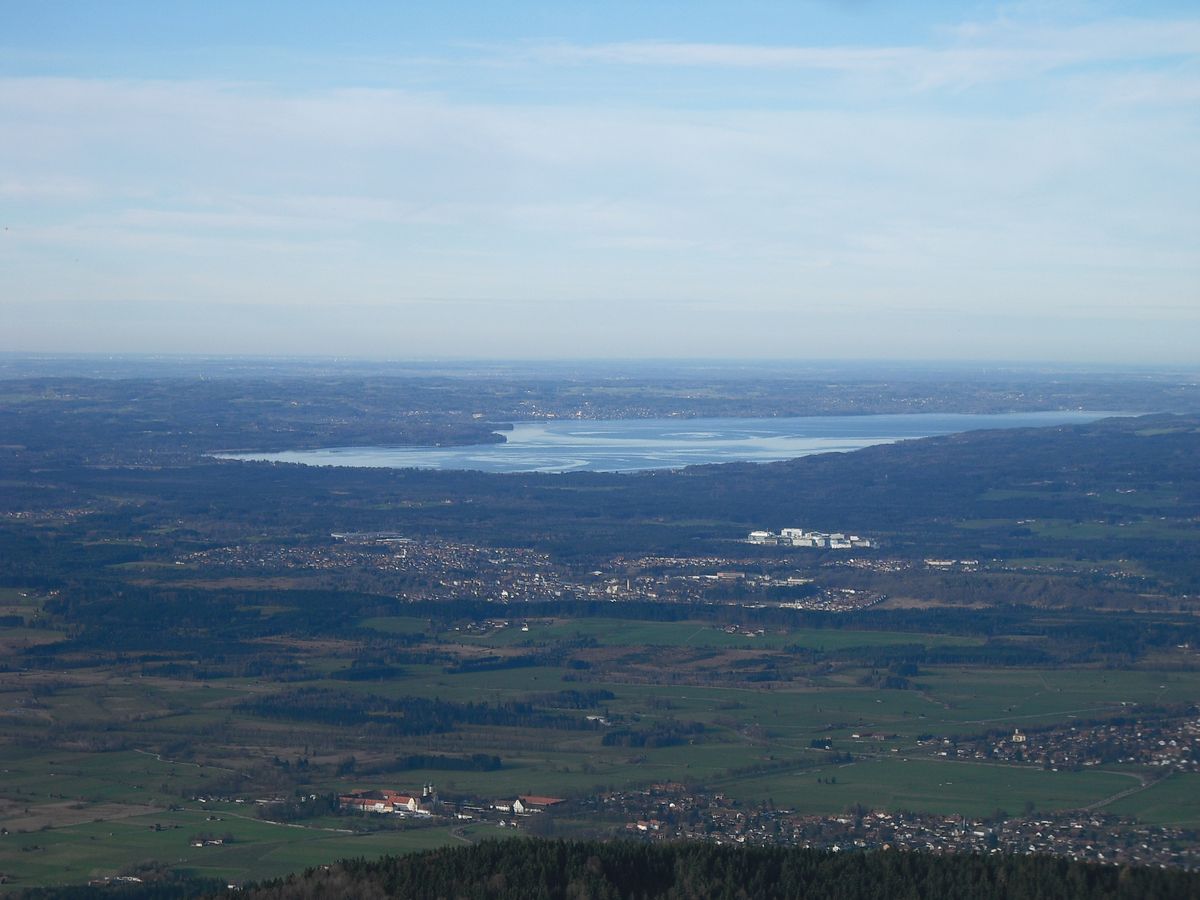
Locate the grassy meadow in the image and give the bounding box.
[1,612,1196,888]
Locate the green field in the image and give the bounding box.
[2,613,1196,889]
[0,805,510,890]
[1105,773,1200,827]
[365,616,985,652]
[716,757,1136,818]
[1028,519,1200,543]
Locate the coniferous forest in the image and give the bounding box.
[228,840,1200,900]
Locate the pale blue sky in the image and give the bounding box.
[2,1,1197,362]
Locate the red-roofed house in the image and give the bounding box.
[339,790,422,814]
[513,795,566,814]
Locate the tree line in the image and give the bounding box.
[230,837,1200,899]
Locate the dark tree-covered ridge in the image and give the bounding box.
[232,839,1200,900]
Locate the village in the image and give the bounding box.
[606,788,1200,871]
[335,786,565,822]
[977,715,1200,772]
[177,535,886,611]
[320,781,1199,871]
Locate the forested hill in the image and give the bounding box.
[700,412,1200,530]
[229,840,1197,900]
[5,413,1199,592]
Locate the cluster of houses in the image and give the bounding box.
[338,786,435,817]
[985,717,1200,771]
[586,785,1200,870]
[494,795,566,815]
[747,528,872,549]
[338,788,565,819]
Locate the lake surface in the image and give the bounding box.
[220,410,1116,474]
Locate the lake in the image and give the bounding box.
[218,410,1117,474]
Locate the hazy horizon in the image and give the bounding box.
[2,350,1195,377]
[2,1,1197,364]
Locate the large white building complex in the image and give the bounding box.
[746,528,872,550]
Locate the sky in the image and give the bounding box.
[1,1,1198,363]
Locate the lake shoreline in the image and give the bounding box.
[215,411,1121,475]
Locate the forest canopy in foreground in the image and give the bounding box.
[224,840,1198,900]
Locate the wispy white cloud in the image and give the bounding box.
[533,42,908,72]
[0,176,95,200]
[519,17,1200,92]
[1,74,1195,290]
[1,5,1198,361]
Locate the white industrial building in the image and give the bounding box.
[746,528,872,549]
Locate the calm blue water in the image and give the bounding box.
[218,410,1116,474]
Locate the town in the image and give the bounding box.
[176,534,887,611]
[308,780,1200,871]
